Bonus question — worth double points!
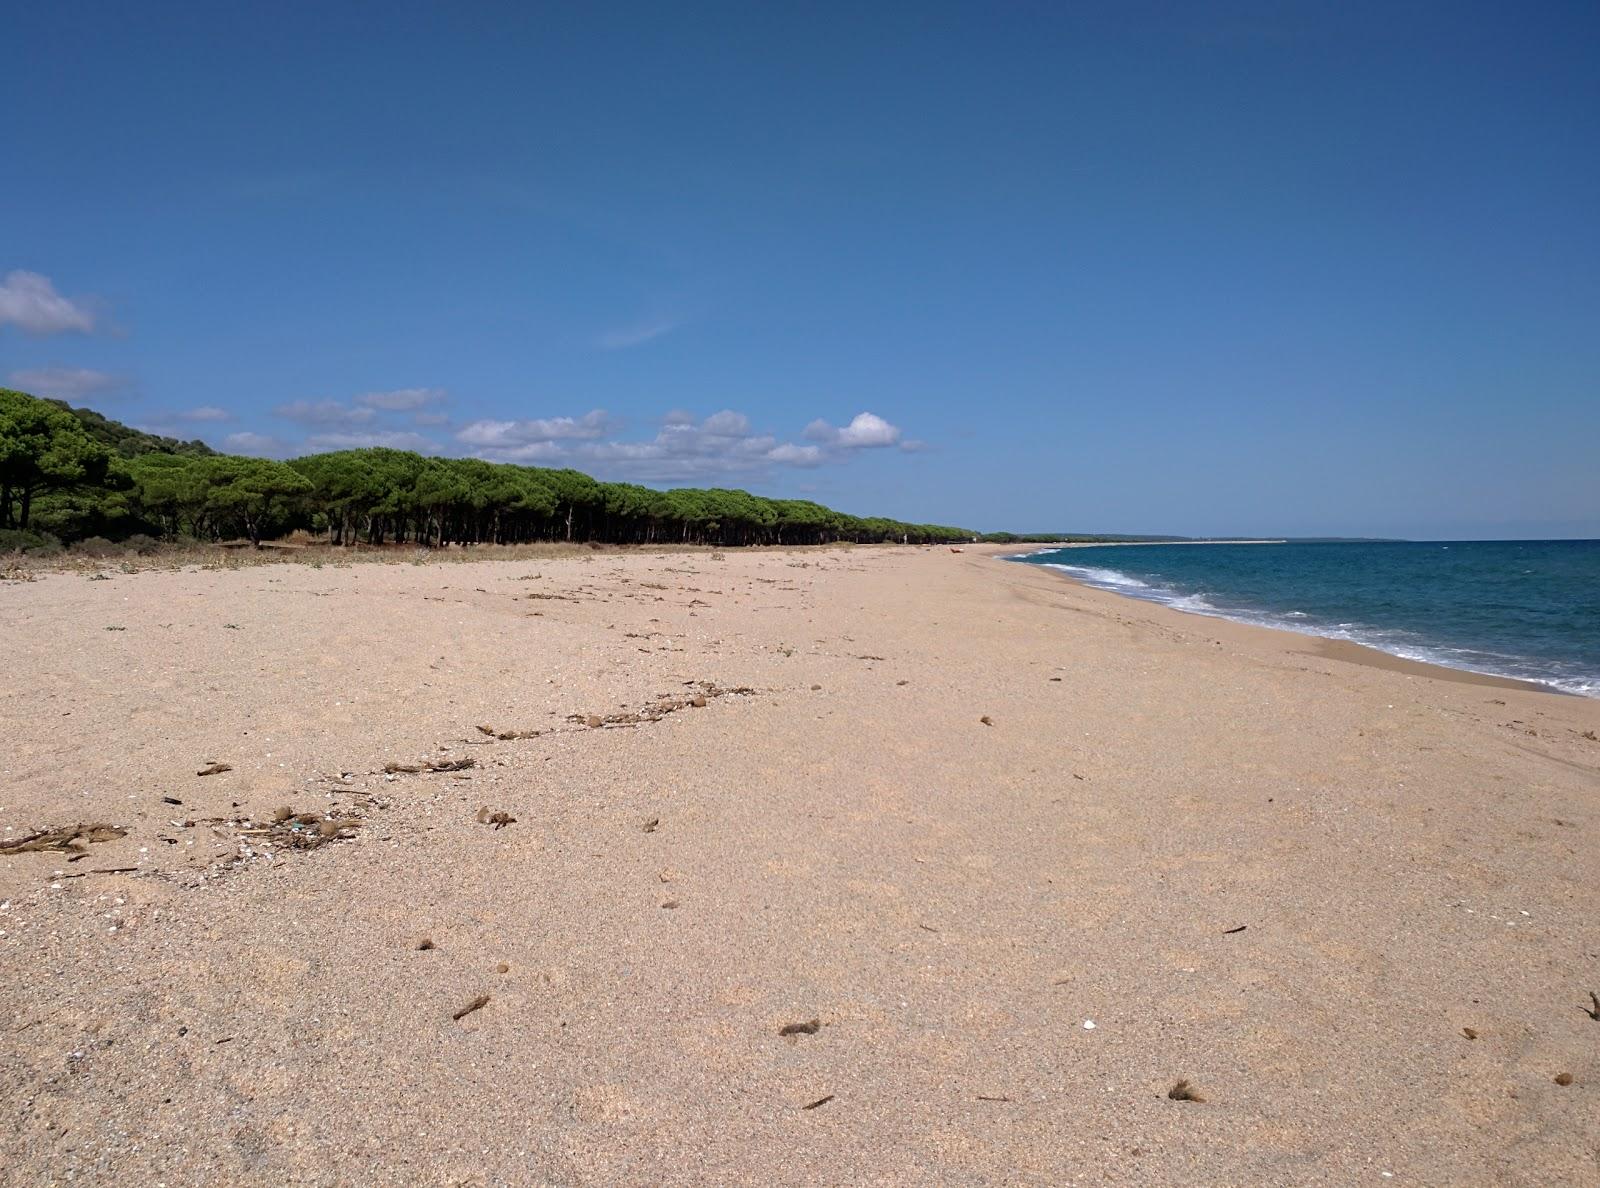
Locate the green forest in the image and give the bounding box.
[1,387,982,551]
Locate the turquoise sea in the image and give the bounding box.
[1013,540,1600,696]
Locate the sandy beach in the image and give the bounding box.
[2,544,1597,1185]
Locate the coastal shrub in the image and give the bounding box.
[72,536,123,558]
[123,533,161,555]
[0,528,62,555]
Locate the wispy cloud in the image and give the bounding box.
[594,316,682,351]
[0,271,97,335]
[223,431,287,457]
[455,411,615,449]
[357,386,447,411]
[273,398,378,427]
[178,406,230,422]
[6,365,122,400]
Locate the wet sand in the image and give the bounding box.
[1,545,1597,1185]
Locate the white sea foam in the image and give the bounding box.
[1044,564,1149,589]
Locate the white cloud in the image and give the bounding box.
[465,440,567,464]
[274,398,377,427]
[0,271,96,335]
[413,411,451,427]
[180,406,231,422]
[224,431,286,457]
[766,442,825,467]
[571,411,815,483]
[806,411,901,449]
[384,402,919,483]
[595,316,681,351]
[700,409,751,437]
[455,410,614,449]
[6,366,122,400]
[357,387,447,411]
[304,430,441,453]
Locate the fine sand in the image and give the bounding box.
[2,545,1597,1185]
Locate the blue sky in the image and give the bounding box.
[3,1,1596,538]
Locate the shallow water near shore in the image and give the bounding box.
[1015,539,1600,696]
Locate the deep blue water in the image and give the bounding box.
[1012,540,1600,696]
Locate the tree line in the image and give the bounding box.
[1,388,978,549]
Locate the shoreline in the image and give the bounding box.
[988,545,1578,698]
[1039,538,1287,548]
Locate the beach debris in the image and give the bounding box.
[161,796,183,806]
[979,715,993,726]
[196,762,233,777]
[569,682,759,731]
[1582,730,1598,741]
[1554,1072,1574,1086]
[1168,1080,1206,1102]
[476,806,516,830]
[661,900,679,909]
[811,684,822,690]
[976,1095,1014,1103]
[1,823,127,856]
[780,1018,822,1037]
[802,1094,834,1110]
[1462,1027,1478,1040]
[641,817,660,833]
[1581,992,1600,1022]
[416,938,436,951]
[496,962,510,974]
[231,810,362,852]
[476,724,540,740]
[1082,1020,1096,1030]
[452,995,490,1022]
[384,757,476,774]
[1049,677,1062,682]
[271,806,294,822]
[896,679,909,686]
[1223,924,1248,935]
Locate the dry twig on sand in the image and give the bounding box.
[0,823,127,856]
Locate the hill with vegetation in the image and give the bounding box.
[1,388,980,550]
